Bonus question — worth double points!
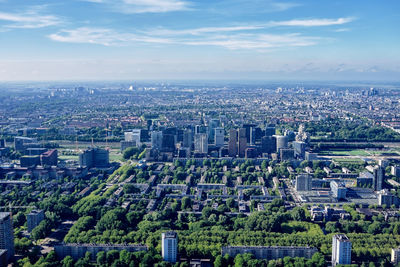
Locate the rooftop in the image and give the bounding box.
[0,212,11,220]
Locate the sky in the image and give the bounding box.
[0,0,399,81]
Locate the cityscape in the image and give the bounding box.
[1,0,400,267]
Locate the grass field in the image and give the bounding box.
[332,158,365,165]
[57,141,123,163]
[318,149,370,156]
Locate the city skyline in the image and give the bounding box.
[0,0,399,81]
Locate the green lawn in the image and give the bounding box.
[319,149,370,156]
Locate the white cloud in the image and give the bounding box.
[48,27,173,46]
[48,26,320,51]
[148,25,265,36]
[148,17,355,36]
[122,0,190,13]
[268,17,355,27]
[80,0,190,13]
[0,8,61,29]
[47,17,353,50]
[184,33,318,50]
[334,28,351,32]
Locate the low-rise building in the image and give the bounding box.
[221,246,317,260]
[54,243,148,260]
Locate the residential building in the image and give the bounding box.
[0,249,7,267]
[162,231,178,263]
[295,174,312,192]
[20,155,41,167]
[330,181,347,200]
[0,212,14,262]
[373,166,384,191]
[54,244,147,261]
[379,190,400,207]
[332,234,351,266]
[392,166,400,178]
[392,248,400,265]
[221,246,317,260]
[40,149,58,166]
[27,210,45,232]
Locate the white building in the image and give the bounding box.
[125,130,141,146]
[162,232,177,263]
[194,133,208,153]
[332,234,351,266]
[392,248,400,265]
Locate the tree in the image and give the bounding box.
[97,251,107,266]
[181,197,191,210]
[234,254,244,267]
[291,207,306,221]
[214,255,223,267]
[62,256,74,267]
[123,147,139,160]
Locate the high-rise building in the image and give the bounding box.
[293,141,306,159]
[391,166,400,178]
[27,210,45,232]
[124,130,141,147]
[0,249,7,266]
[14,136,39,153]
[280,148,294,161]
[330,181,347,200]
[182,129,193,149]
[373,166,384,191]
[295,174,312,192]
[194,133,208,153]
[214,128,224,147]
[208,119,220,143]
[332,234,351,266]
[228,129,238,157]
[392,248,400,265]
[79,147,109,168]
[261,136,276,154]
[0,212,14,262]
[151,131,163,150]
[195,125,208,135]
[242,124,256,143]
[161,134,176,152]
[238,128,247,158]
[40,149,58,166]
[275,135,288,153]
[265,125,276,137]
[379,190,400,207]
[162,232,178,263]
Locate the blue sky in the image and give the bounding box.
[0,0,399,81]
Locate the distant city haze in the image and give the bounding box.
[0,0,399,81]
